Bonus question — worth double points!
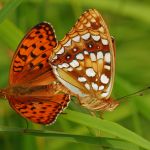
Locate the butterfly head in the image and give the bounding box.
[105,98,119,111]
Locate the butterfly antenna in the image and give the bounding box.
[116,86,150,102]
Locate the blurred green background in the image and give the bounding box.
[0,0,150,150]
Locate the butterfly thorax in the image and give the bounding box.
[79,96,119,111]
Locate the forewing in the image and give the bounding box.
[50,9,115,99]
[10,22,57,86]
[8,94,70,125]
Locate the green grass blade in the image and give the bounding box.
[0,127,139,150]
[49,0,150,24]
[0,19,23,50]
[63,110,150,150]
[116,76,150,121]
[0,0,24,23]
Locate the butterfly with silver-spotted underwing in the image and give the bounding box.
[49,9,119,111]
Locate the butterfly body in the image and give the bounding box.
[50,9,119,111]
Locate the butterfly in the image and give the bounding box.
[49,9,119,111]
[0,22,70,125]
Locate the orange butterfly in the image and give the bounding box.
[50,9,119,111]
[0,22,70,125]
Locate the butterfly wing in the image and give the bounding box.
[8,93,70,125]
[50,9,115,100]
[7,22,71,124]
[9,22,57,86]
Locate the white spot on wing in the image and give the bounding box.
[97,51,103,59]
[67,67,73,71]
[66,55,71,59]
[73,48,77,52]
[72,36,80,42]
[85,83,90,90]
[105,53,111,63]
[70,60,79,68]
[56,47,64,55]
[92,82,98,91]
[88,44,92,48]
[92,35,100,41]
[58,64,63,68]
[99,85,104,90]
[100,74,109,84]
[104,65,110,70]
[86,68,96,77]
[90,53,96,61]
[78,77,87,82]
[84,51,89,55]
[101,92,109,97]
[64,39,71,47]
[61,63,69,68]
[81,33,90,40]
[76,53,84,60]
[102,39,108,45]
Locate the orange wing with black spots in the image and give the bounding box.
[0,22,71,125]
[9,22,57,86]
[8,94,70,125]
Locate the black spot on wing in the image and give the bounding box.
[35,31,40,34]
[21,44,28,50]
[32,44,36,48]
[38,63,43,69]
[41,53,47,58]
[39,35,43,38]
[40,46,45,51]
[30,51,37,58]
[18,50,27,61]
[29,62,34,69]
[13,65,24,72]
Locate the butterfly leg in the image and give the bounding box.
[99,111,104,119]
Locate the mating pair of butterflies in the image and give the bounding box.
[0,9,119,125]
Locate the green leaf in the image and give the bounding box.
[0,127,139,150]
[49,0,150,24]
[63,110,150,150]
[0,19,23,50]
[0,0,24,23]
